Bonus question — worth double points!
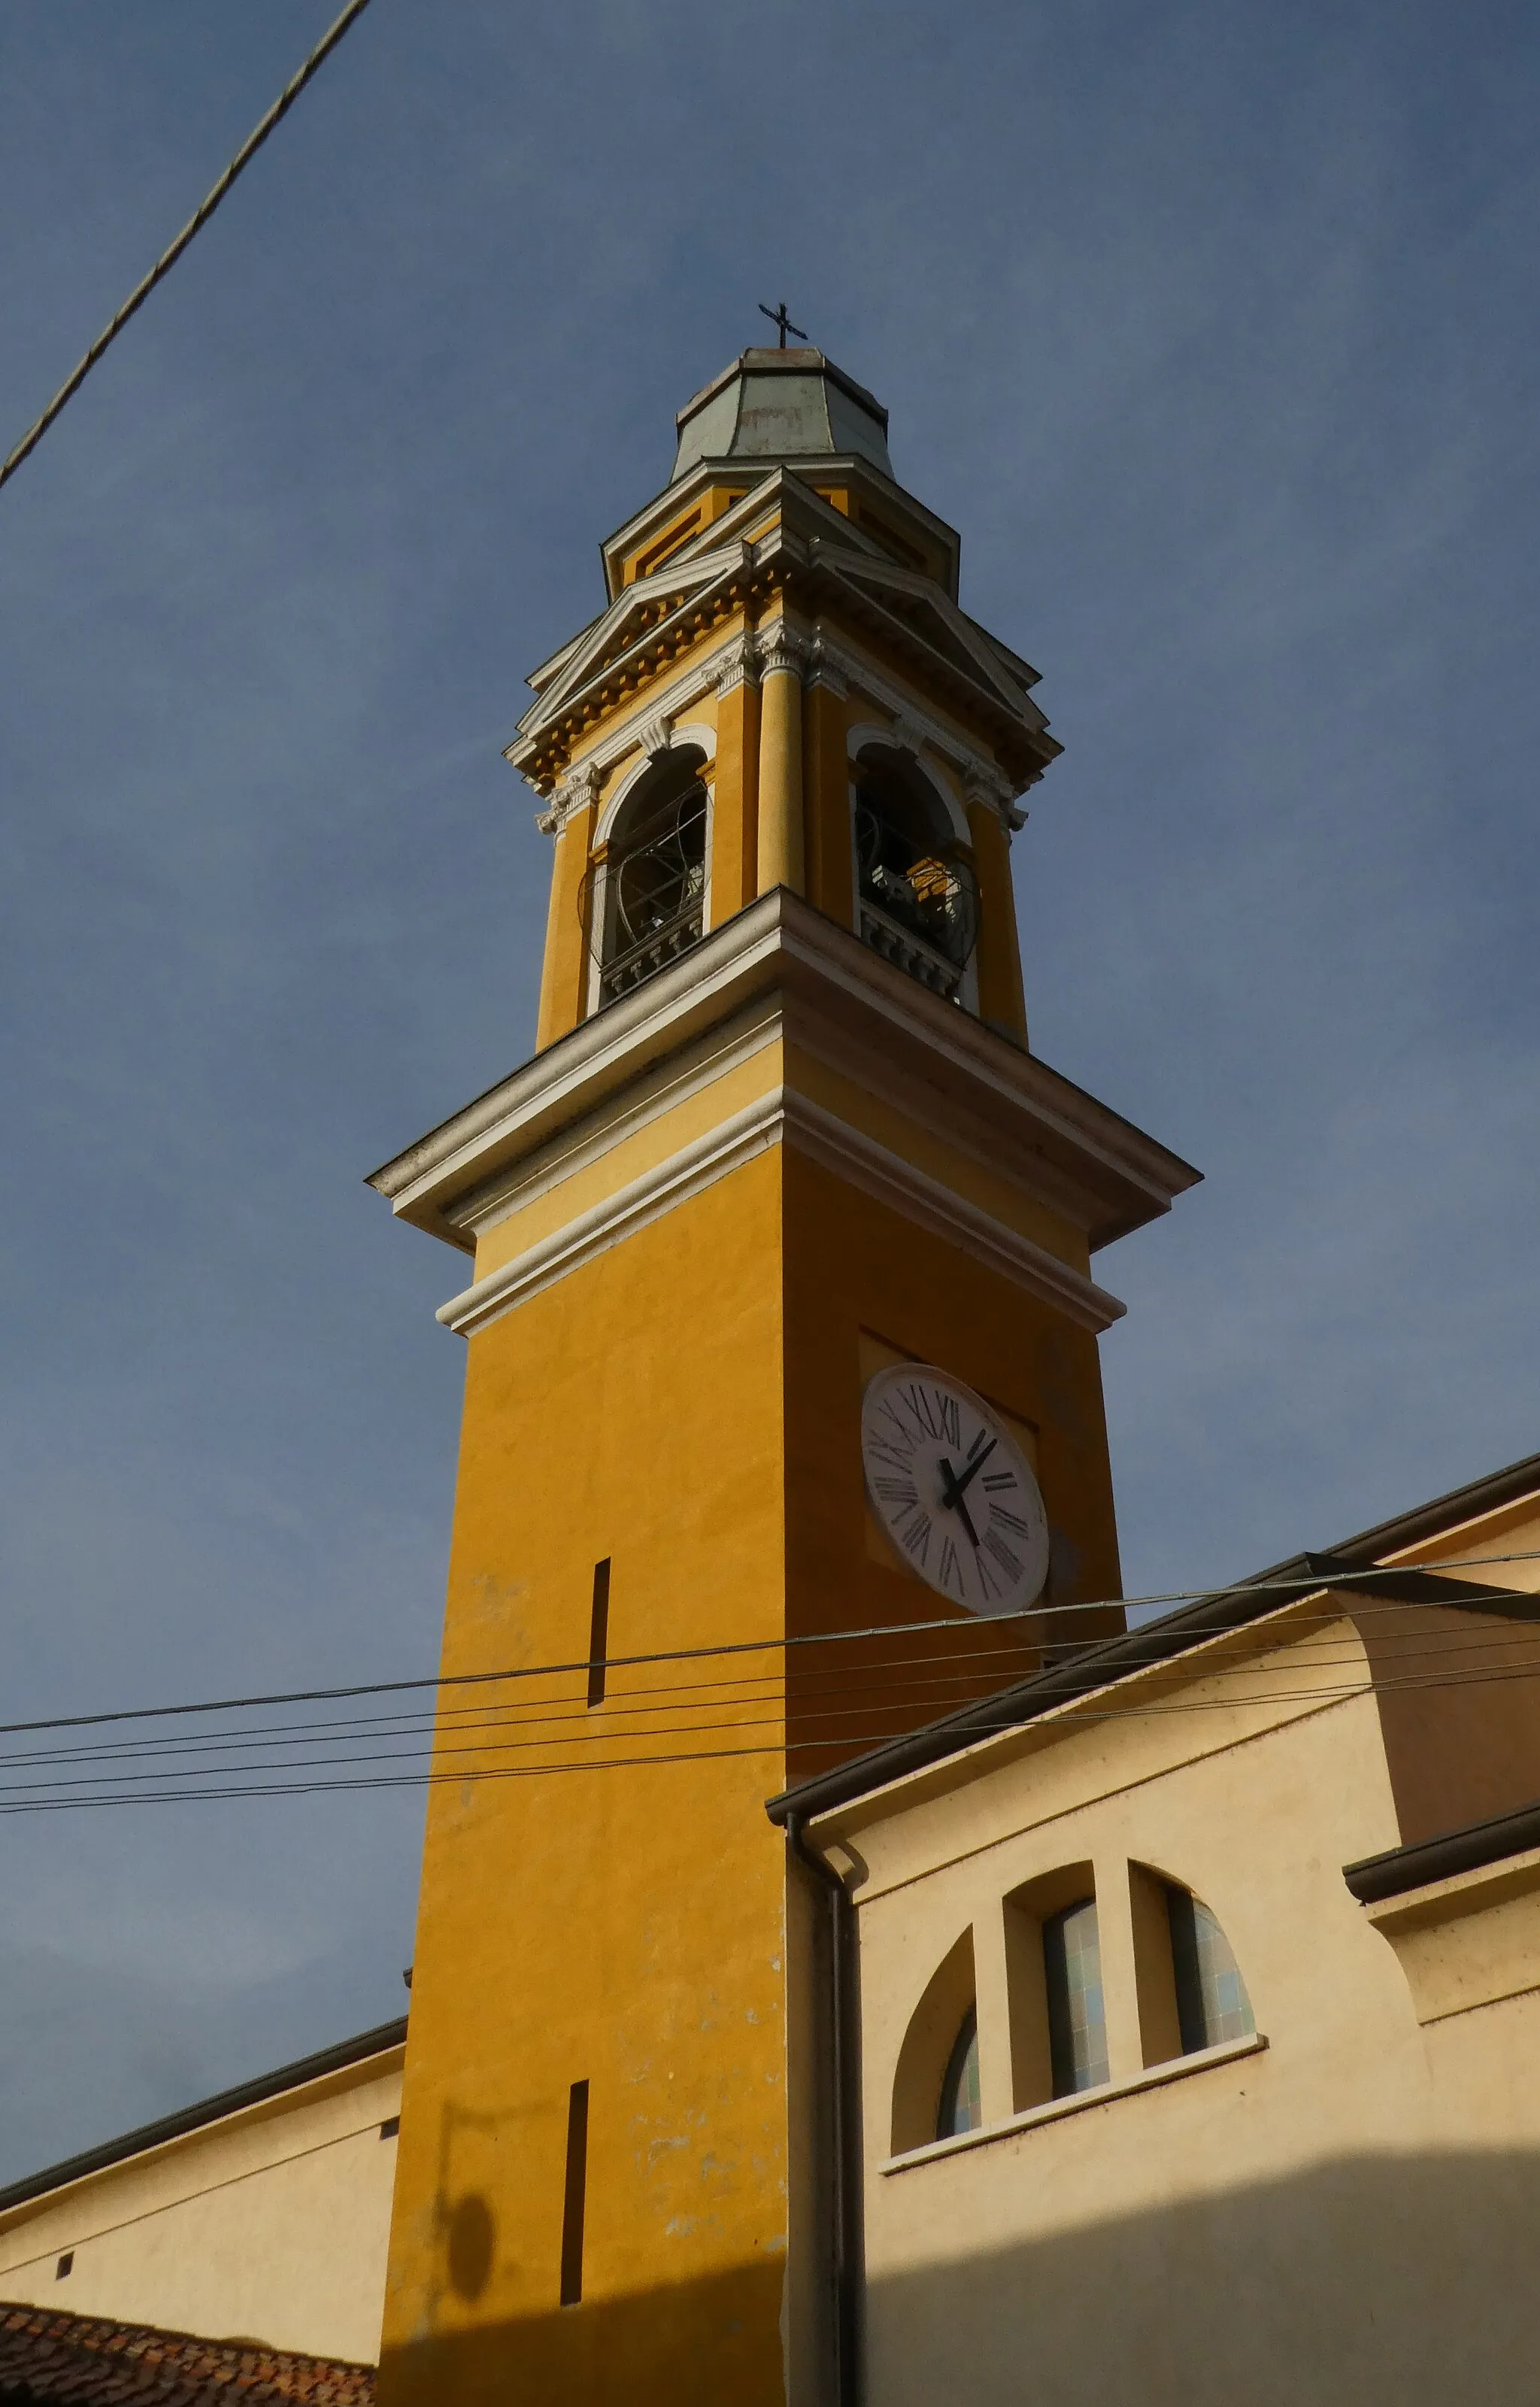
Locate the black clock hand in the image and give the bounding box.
[949,1434,997,1502]
[937,1457,982,1551]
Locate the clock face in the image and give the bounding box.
[861,1364,1050,1618]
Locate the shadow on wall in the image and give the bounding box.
[868,2148,1540,2407]
[377,2254,788,2407]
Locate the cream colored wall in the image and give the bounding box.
[829,1602,1540,2406]
[0,2053,402,2365]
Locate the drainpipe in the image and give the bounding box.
[785,1810,859,2407]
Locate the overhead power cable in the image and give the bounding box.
[2,1550,1536,1742]
[0,0,378,498]
[5,1607,1540,1781]
[13,1649,1540,1815]
[2,1592,1540,1812]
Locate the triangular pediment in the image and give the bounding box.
[814,547,1040,721]
[518,551,738,739]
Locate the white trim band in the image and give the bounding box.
[881,2032,1269,2174]
[435,1085,1126,1338]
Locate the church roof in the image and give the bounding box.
[0,2020,406,2219]
[0,2303,374,2405]
[671,348,893,482]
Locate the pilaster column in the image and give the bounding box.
[804,637,853,927]
[965,769,1029,1047]
[756,623,806,897]
[535,762,601,1049]
[972,1905,1020,2126]
[1095,1855,1146,2086]
[708,630,761,927]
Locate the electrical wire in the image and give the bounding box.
[1,1554,1536,1814]
[7,1637,1540,1813]
[0,0,378,497]
[5,1550,1536,1743]
[5,1608,1540,1783]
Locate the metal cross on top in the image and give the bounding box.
[758,300,808,349]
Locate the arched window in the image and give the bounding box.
[1166,1885,1255,2051]
[935,2005,981,2140]
[890,1927,977,2154]
[595,753,708,1005]
[1042,1897,1108,2096]
[852,748,978,1001]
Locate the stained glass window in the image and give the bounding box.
[935,2003,982,2139]
[1168,1886,1255,2050]
[1043,1899,1109,2096]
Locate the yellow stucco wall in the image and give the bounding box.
[0,2051,402,2364]
[379,1094,1129,2403]
[377,1154,796,2407]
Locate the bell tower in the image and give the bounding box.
[369,347,1199,2405]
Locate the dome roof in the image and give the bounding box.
[671,348,893,484]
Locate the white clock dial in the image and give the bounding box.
[861,1364,1050,1619]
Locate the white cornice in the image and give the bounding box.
[817,628,1029,815]
[367,891,1201,1255]
[449,1003,782,1241]
[781,1091,1125,1332]
[523,630,744,826]
[433,1083,1126,1340]
[599,459,963,606]
[529,607,1023,833]
[436,1091,784,1335]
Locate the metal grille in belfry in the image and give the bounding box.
[598,782,708,1003]
[854,794,979,1001]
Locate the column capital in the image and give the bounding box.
[712,631,761,697]
[963,762,1026,833]
[536,757,602,838]
[805,634,849,700]
[757,620,809,681]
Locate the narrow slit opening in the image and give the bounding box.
[587,1561,611,1710]
[560,2079,590,2306]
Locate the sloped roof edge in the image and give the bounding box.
[766,1447,1540,1828]
[0,2017,407,2218]
[0,2301,374,2405]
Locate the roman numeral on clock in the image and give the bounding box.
[874,1477,919,1509]
[899,1507,933,1567]
[983,1528,1023,1580]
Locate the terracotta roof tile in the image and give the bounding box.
[0,2303,375,2406]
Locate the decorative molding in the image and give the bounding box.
[805,636,848,699]
[779,1091,1125,1333]
[368,888,1202,1252]
[532,638,740,825]
[433,1078,1126,1341]
[670,718,718,765]
[847,718,969,846]
[450,1006,783,1241]
[637,712,675,762]
[757,619,809,681]
[535,757,602,837]
[713,630,761,697]
[593,720,718,846]
[963,760,1024,833]
[828,635,1029,823]
[436,1091,787,1336]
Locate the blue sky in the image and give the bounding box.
[1,0,1536,2178]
